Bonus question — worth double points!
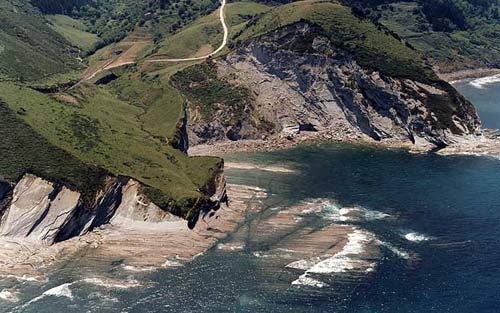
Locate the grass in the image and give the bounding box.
[236,0,438,83]
[0,81,221,215]
[151,2,271,59]
[0,0,81,82]
[376,1,500,72]
[46,15,101,52]
[0,101,108,205]
[107,67,186,140]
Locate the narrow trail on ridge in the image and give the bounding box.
[70,0,228,90]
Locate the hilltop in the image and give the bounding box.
[0,0,489,224]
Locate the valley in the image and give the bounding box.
[0,0,500,311]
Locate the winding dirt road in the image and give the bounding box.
[70,0,228,89]
[146,0,229,63]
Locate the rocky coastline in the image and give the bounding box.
[0,172,241,278]
[438,67,500,84]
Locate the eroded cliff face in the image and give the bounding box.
[190,23,481,148]
[0,173,251,278]
[0,172,227,248]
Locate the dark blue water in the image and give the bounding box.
[454,77,500,129]
[3,144,499,313]
[2,82,500,312]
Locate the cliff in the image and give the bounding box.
[0,171,227,247]
[0,174,257,278]
[179,22,480,149]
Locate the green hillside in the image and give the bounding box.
[0,0,228,217]
[236,0,437,83]
[46,14,101,52]
[339,0,500,71]
[0,0,82,82]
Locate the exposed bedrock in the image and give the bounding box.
[191,22,480,148]
[0,172,227,247]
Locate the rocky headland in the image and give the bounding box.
[184,23,500,157]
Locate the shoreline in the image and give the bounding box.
[438,67,500,84]
[0,183,268,279]
[189,130,500,158]
[188,131,429,157]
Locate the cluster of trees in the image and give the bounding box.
[30,0,95,14]
[29,0,219,51]
[342,0,500,32]
[420,0,500,31]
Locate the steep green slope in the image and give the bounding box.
[236,0,437,83]
[0,0,82,82]
[0,79,221,215]
[0,0,229,218]
[31,0,222,50]
[152,2,271,58]
[0,101,107,203]
[46,14,101,52]
[340,0,500,71]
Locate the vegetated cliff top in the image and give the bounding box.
[0,0,483,218]
[0,0,226,218]
[235,0,438,83]
[249,0,500,71]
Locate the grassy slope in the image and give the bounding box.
[151,2,271,58]
[0,1,273,216]
[0,101,107,204]
[0,81,220,208]
[46,14,101,52]
[236,0,437,83]
[0,0,81,82]
[376,2,500,71]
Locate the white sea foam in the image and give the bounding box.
[0,289,19,302]
[291,274,328,288]
[121,264,157,272]
[162,259,184,268]
[252,252,273,258]
[378,241,412,259]
[321,202,390,222]
[290,229,378,288]
[22,282,75,308]
[0,274,47,283]
[403,232,434,243]
[286,258,319,270]
[43,283,74,299]
[217,243,245,251]
[469,74,500,89]
[82,277,141,289]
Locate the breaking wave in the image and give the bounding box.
[289,228,378,288]
[82,277,142,289]
[469,74,500,89]
[0,289,19,302]
[0,274,47,283]
[308,200,391,222]
[20,283,75,309]
[403,232,435,243]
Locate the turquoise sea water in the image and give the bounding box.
[1,80,500,312]
[454,75,500,129]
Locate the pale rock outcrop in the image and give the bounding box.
[0,175,80,245]
[0,171,234,277]
[190,22,480,150]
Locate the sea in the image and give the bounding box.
[0,76,499,312]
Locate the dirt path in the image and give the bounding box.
[145,0,228,63]
[70,0,228,89]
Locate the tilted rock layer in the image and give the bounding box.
[0,172,227,248]
[190,23,480,148]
